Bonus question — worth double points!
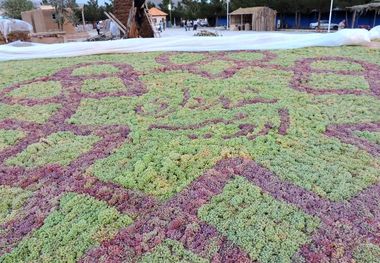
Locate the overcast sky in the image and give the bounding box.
[33,0,172,8]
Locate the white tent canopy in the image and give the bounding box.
[0,19,32,41]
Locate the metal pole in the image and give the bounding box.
[328,0,334,32]
[168,2,172,28]
[226,0,229,30]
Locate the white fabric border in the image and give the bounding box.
[0,27,379,61]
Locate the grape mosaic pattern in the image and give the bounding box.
[0,48,379,262]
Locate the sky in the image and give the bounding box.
[32,0,154,6]
[75,0,165,6]
[32,0,176,9]
[32,0,178,7]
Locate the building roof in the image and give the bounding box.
[149,7,168,16]
[348,2,380,12]
[230,6,276,15]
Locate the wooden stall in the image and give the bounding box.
[229,7,277,31]
[348,2,380,28]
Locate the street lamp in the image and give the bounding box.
[328,0,334,32]
[168,2,172,28]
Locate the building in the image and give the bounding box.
[148,7,167,29]
[229,7,277,31]
[21,6,76,33]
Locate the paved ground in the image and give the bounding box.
[366,41,380,48]
[159,27,315,38]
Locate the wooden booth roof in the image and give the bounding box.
[348,2,380,13]
[229,7,276,16]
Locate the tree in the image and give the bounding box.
[159,0,170,13]
[104,0,113,13]
[147,1,155,8]
[272,0,308,29]
[181,0,200,20]
[84,0,102,22]
[0,0,33,19]
[200,0,225,26]
[74,0,113,25]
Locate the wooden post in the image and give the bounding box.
[104,11,127,35]
[31,14,36,33]
[352,10,356,28]
[252,14,254,31]
[82,6,85,31]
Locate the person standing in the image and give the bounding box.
[159,20,163,32]
[338,20,346,30]
[96,21,101,35]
